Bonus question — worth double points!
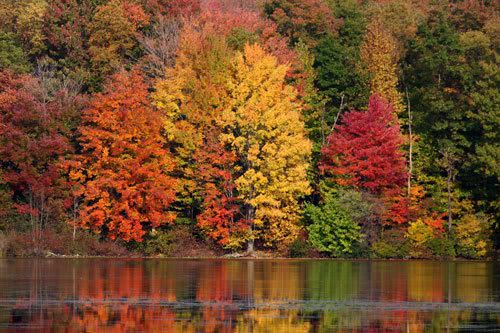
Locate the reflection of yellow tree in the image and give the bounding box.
[231,261,311,332]
[236,308,310,333]
[455,262,489,303]
[407,262,444,302]
[253,261,305,303]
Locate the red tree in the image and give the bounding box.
[194,130,248,248]
[320,94,408,224]
[320,94,407,193]
[43,0,94,67]
[143,0,201,18]
[0,71,79,235]
[69,71,177,242]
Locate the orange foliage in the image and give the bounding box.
[68,71,177,242]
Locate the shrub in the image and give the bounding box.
[405,219,434,258]
[142,225,201,257]
[455,214,492,259]
[371,229,409,259]
[405,219,458,259]
[143,230,176,256]
[305,194,363,257]
[4,230,130,257]
[289,237,314,258]
[427,237,455,258]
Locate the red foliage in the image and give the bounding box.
[70,71,177,242]
[422,212,446,232]
[194,130,248,246]
[320,94,407,194]
[43,0,95,66]
[0,71,76,225]
[122,2,150,28]
[381,188,409,225]
[182,0,299,78]
[144,0,201,18]
[449,0,498,31]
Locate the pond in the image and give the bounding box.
[0,259,498,332]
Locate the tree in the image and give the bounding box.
[153,31,234,217]
[222,44,312,250]
[138,16,181,78]
[449,0,498,32]
[320,94,407,194]
[143,0,200,18]
[0,71,77,239]
[313,0,369,111]
[305,193,362,257]
[403,7,498,223]
[89,0,149,78]
[366,0,426,57]
[263,0,340,47]
[42,0,96,88]
[360,20,404,114]
[0,32,31,73]
[194,130,247,249]
[68,71,177,242]
[16,0,48,57]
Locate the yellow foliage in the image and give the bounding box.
[406,219,434,246]
[456,214,490,258]
[361,20,404,114]
[222,44,312,247]
[152,33,233,208]
[16,0,47,56]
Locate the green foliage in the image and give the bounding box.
[143,230,177,256]
[427,237,456,258]
[305,193,362,257]
[289,237,314,258]
[371,229,409,259]
[226,28,258,50]
[0,32,31,73]
[314,0,368,111]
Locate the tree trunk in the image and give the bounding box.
[247,238,254,255]
[447,167,453,233]
[406,87,413,197]
[246,205,255,255]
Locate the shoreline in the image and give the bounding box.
[1,254,495,261]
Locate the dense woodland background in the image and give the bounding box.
[0,0,498,258]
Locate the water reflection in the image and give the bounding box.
[0,259,498,331]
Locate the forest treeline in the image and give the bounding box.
[0,0,498,258]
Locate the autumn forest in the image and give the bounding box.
[0,0,498,259]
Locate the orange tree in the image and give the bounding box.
[68,71,177,242]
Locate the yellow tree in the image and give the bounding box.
[222,44,312,251]
[360,20,404,114]
[152,31,234,216]
[16,0,48,56]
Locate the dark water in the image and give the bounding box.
[0,259,499,332]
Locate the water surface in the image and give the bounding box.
[0,259,499,332]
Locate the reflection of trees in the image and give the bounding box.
[0,259,497,332]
